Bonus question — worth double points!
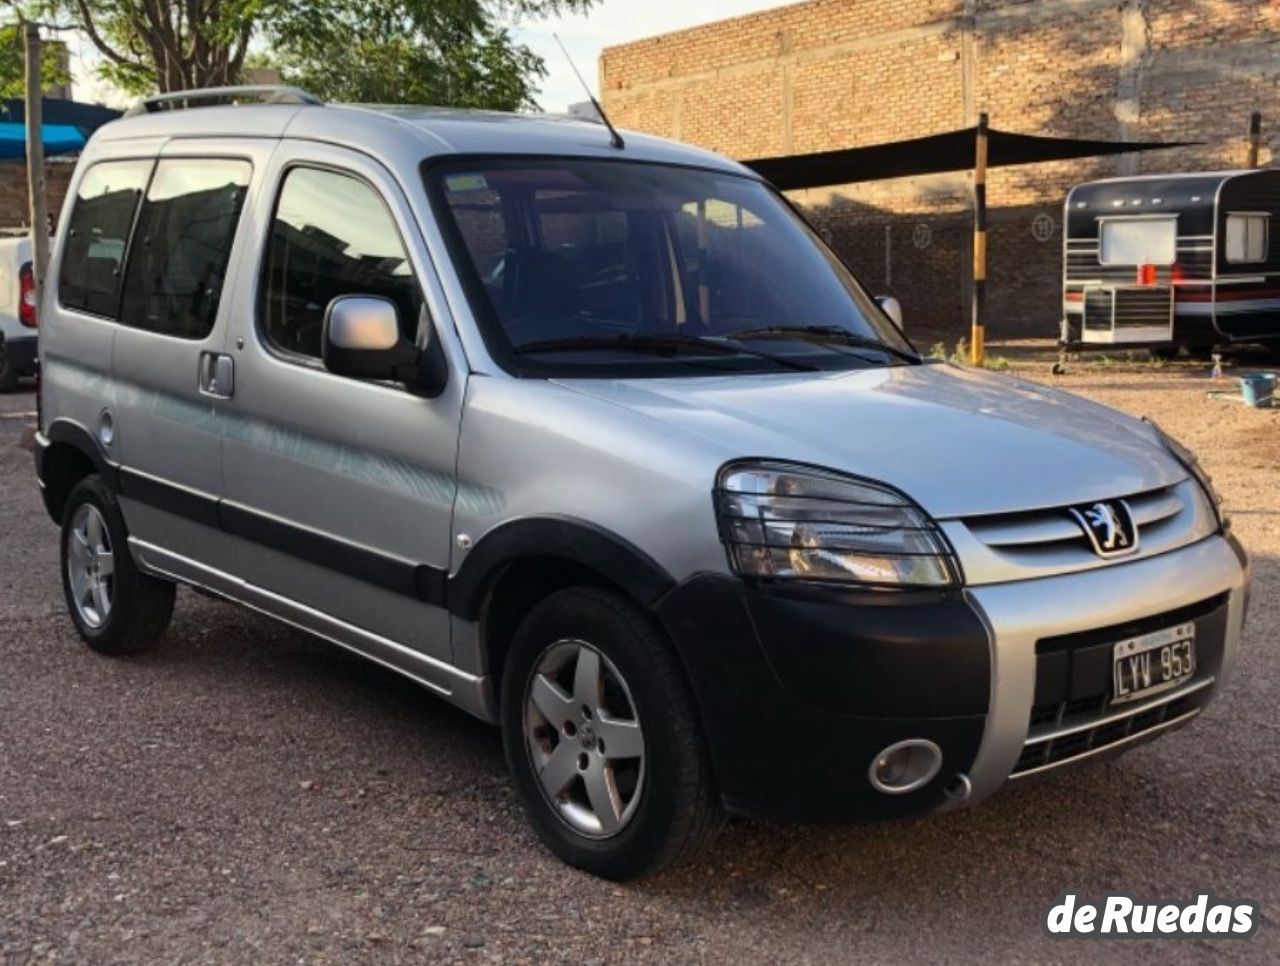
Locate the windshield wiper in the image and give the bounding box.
[724,325,920,364]
[512,333,821,371]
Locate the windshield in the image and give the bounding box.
[427,158,915,377]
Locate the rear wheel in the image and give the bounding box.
[60,476,174,655]
[501,586,723,879]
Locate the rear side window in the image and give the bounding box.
[59,160,152,318]
[119,159,252,339]
[261,166,424,359]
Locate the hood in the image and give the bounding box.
[553,363,1185,518]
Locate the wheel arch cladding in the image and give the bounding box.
[450,518,679,692]
[451,517,677,620]
[36,420,113,524]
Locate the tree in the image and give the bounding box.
[0,7,71,98]
[52,0,596,110]
[269,2,553,110]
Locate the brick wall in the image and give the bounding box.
[0,160,75,233]
[601,0,1280,339]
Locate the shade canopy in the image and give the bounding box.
[1,97,122,130]
[0,98,122,160]
[0,122,86,159]
[744,126,1198,190]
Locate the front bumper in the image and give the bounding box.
[655,533,1248,823]
[958,531,1248,807]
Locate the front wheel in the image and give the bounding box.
[60,476,175,655]
[501,587,723,879]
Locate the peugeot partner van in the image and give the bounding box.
[34,87,1248,879]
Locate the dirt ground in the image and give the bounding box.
[1,346,1277,964]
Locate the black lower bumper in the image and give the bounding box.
[654,574,990,823]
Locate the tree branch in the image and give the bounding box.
[73,0,136,67]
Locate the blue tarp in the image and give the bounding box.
[0,121,87,159]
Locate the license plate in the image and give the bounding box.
[1111,622,1196,705]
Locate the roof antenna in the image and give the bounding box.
[554,33,624,150]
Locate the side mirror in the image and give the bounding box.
[322,295,422,382]
[875,295,904,329]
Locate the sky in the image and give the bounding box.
[518,0,785,112]
[69,1,786,111]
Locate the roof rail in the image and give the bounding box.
[124,85,323,117]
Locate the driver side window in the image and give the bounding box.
[261,166,424,359]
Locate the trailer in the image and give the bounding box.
[1061,169,1280,358]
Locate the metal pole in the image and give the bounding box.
[1247,111,1262,169]
[970,111,988,366]
[884,224,892,288]
[23,21,50,304]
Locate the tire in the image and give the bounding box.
[501,586,723,879]
[60,475,175,655]
[0,349,18,393]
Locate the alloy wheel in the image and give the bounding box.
[523,639,646,838]
[67,504,115,628]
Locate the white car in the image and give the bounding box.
[0,234,40,391]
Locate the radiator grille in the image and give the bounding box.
[1011,688,1206,777]
[944,481,1214,585]
[965,485,1183,559]
[1010,594,1226,779]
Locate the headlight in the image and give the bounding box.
[1143,418,1226,531]
[714,461,960,588]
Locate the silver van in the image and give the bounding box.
[35,87,1248,879]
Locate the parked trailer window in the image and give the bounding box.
[1225,213,1269,264]
[1099,217,1177,266]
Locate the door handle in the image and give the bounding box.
[198,352,235,399]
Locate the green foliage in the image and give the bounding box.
[269,2,552,110]
[928,338,1011,371]
[53,0,597,109]
[0,21,71,98]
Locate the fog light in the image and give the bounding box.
[868,739,942,794]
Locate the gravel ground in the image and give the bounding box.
[1,352,1277,964]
